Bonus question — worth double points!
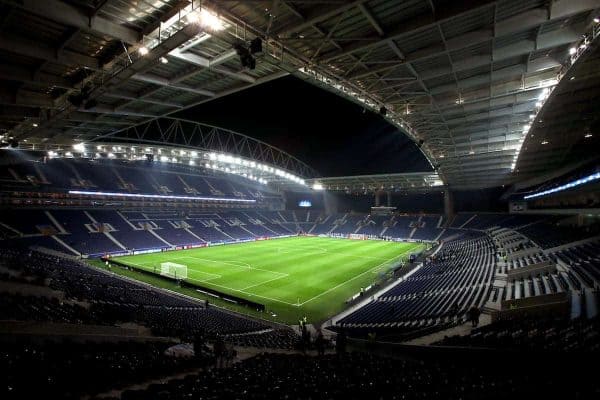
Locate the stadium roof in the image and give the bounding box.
[1,0,599,190]
[515,30,600,180]
[307,172,444,192]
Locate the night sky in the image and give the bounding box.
[176,75,431,177]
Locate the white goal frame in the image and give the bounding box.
[159,262,188,280]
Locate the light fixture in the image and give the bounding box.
[32,123,38,127]
[188,8,224,31]
[584,133,593,138]
[524,172,600,199]
[139,46,149,56]
[541,140,549,145]
[160,56,168,64]
[569,47,577,55]
[73,143,85,152]
[594,17,600,23]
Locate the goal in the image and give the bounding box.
[159,262,188,280]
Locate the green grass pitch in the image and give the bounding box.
[113,236,424,324]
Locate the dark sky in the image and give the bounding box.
[176,75,430,177]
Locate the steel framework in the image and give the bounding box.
[1,0,599,190]
[307,172,444,192]
[92,117,319,179]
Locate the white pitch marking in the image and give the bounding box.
[297,247,416,306]
[173,256,289,277]
[122,260,222,282]
[117,239,422,308]
[273,244,392,261]
[240,273,289,291]
[122,259,296,306]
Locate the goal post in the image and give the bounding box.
[159,262,188,280]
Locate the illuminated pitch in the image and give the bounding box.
[113,236,424,323]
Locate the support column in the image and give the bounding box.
[386,191,392,207]
[375,190,381,207]
[324,192,338,215]
[444,189,454,224]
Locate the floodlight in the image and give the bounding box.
[189,9,224,30]
[73,143,85,152]
[139,46,149,56]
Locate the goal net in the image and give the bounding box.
[159,262,188,280]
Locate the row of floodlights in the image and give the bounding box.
[510,79,558,171]
[524,172,600,200]
[310,179,443,191]
[47,144,307,187]
[512,18,600,172]
[137,8,225,59]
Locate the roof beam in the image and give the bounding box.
[102,92,184,109]
[320,0,497,63]
[24,22,204,139]
[131,73,216,97]
[0,35,101,70]
[349,24,580,82]
[276,0,368,37]
[68,112,135,125]
[0,64,75,89]
[0,87,58,109]
[17,0,141,44]
[357,3,384,36]
[168,47,255,83]
[162,70,289,118]
[77,106,158,118]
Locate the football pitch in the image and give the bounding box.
[113,236,424,324]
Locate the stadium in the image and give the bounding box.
[0,0,599,398]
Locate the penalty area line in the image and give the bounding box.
[240,273,289,291]
[297,248,415,307]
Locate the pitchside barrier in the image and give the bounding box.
[92,235,297,258]
[92,234,432,259]
[323,233,438,245]
[102,256,266,311]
